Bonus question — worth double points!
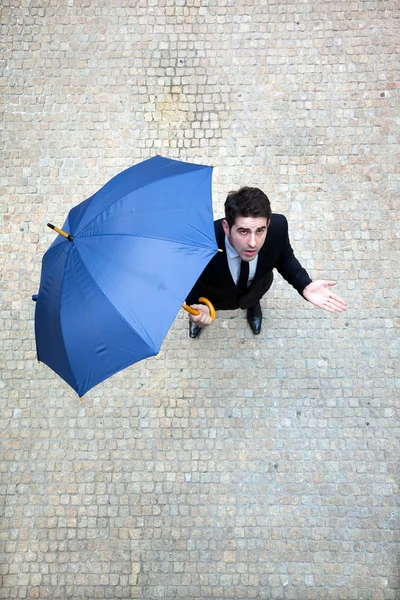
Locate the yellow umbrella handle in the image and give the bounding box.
[182,297,216,321]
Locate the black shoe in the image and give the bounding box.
[247,302,262,334]
[189,321,202,339]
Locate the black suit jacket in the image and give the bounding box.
[186,214,312,310]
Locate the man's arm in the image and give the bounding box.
[275,215,313,294]
[276,216,347,313]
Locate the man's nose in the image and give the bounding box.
[248,234,257,247]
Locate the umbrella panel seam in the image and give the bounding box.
[56,250,81,394]
[76,231,217,250]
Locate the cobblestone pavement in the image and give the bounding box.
[1,0,399,598]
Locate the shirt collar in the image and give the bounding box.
[224,236,240,259]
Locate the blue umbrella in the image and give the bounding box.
[34,155,218,398]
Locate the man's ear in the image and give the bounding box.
[267,219,271,229]
[222,219,230,237]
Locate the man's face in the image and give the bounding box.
[222,216,269,262]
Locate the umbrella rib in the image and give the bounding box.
[58,251,82,394]
[75,248,159,356]
[78,231,216,250]
[76,164,209,235]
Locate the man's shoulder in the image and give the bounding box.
[259,214,289,255]
[270,213,287,226]
[213,218,225,242]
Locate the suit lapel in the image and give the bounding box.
[214,220,237,289]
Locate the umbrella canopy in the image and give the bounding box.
[34,155,218,397]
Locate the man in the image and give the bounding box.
[186,186,347,338]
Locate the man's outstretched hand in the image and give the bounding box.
[303,280,347,313]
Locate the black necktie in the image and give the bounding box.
[237,260,249,294]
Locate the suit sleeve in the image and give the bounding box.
[275,216,312,296]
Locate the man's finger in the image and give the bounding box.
[324,280,337,287]
[325,299,346,312]
[329,293,348,307]
[328,297,347,309]
[323,305,336,313]
[190,304,210,314]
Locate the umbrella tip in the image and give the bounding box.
[79,396,83,402]
[47,223,74,242]
[218,249,223,253]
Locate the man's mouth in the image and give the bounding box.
[244,249,256,257]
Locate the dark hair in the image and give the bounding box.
[224,187,271,228]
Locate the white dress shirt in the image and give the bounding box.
[225,236,258,288]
